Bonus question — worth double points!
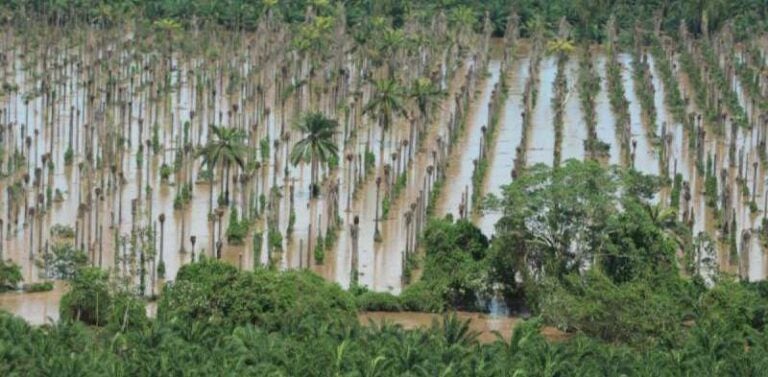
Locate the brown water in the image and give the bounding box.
[0,289,572,344]
[477,57,530,236]
[561,58,587,162]
[437,60,501,218]
[358,311,568,343]
[2,29,768,326]
[526,56,557,166]
[594,55,621,166]
[620,53,659,176]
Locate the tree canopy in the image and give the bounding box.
[3,0,766,41]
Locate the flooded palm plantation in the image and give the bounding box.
[1,13,767,328]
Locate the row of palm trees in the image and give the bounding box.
[0,7,460,292]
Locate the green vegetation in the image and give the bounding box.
[355,216,488,312]
[290,112,340,197]
[225,207,250,245]
[160,261,356,330]
[45,242,88,280]
[4,1,768,375]
[4,0,766,42]
[0,260,22,292]
[24,281,54,293]
[3,250,768,374]
[649,35,687,125]
[198,125,247,208]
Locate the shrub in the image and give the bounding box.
[400,281,446,312]
[160,163,172,181]
[159,260,356,333]
[24,281,53,292]
[59,268,110,326]
[50,224,75,239]
[46,242,88,280]
[314,234,325,264]
[63,147,74,165]
[364,149,375,173]
[226,208,249,245]
[0,260,22,292]
[355,290,403,311]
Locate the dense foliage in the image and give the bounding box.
[354,217,489,312]
[0,260,22,292]
[160,259,357,333]
[3,258,768,375]
[2,0,767,41]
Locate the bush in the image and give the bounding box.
[159,260,356,333]
[536,269,692,345]
[24,281,53,292]
[226,208,249,245]
[50,224,75,239]
[157,260,166,278]
[160,163,172,181]
[60,267,147,329]
[426,219,488,286]
[46,242,88,280]
[108,292,149,332]
[400,281,446,312]
[0,260,22,292]
[59,268,111,326]
[268,228,282,251]
[63,147,74,165]
[355,291,403,312]
[364,148,375,173]
[314,234,325,264]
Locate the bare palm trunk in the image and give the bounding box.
[379,119,387,168]
[224,162,231,205]
[311,158,318,197]
[208,172,214,215]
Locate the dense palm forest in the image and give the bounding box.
[2,0,767,39]
[2,0,768,375]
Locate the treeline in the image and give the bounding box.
[3,258,768,375]
[6,161,768,374]
[2,0,767,41]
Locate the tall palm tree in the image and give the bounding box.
[409,77,446,126]
[449,5,477,52]
[290,112,339,198]
[364,79,407,167]
[198,125,247,212]
[379,27,406,79]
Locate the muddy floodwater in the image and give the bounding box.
[1,26,767,329]
[359,311,568,343]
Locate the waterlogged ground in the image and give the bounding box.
[1,30,767,327]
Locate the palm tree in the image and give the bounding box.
[379,27,406,79]
[198,125,247,211]
[409,77,446,126]
[290,112,339,198]
[364,79,407,167]
[449,5,477,52]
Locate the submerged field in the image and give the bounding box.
[2,22,767,302]
[3,1,768,374]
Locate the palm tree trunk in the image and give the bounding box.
[311,158,318,197]
[208,171,214,215]
[219,163,225,206]
[379,118,387,168]
[225,162,231,205]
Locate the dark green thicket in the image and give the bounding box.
[355,217,489,312]
[3,0,767,41]
[59,268,147,330]
[0,260,22,292]
[5,258,768,375]
[159,260,357,333]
